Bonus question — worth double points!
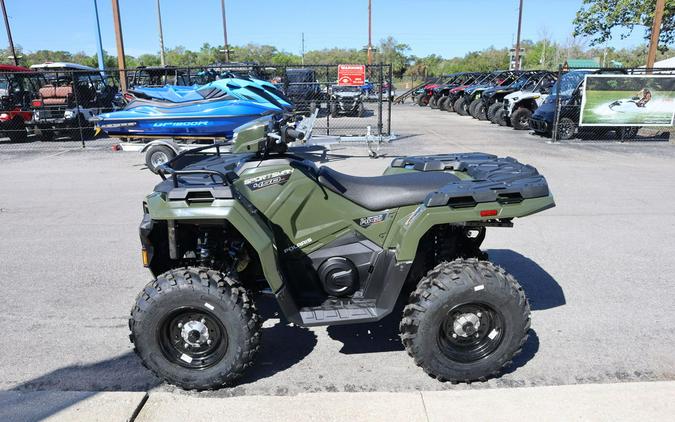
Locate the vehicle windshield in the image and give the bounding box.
[509,73,534,89]
[549,71,590,97]
[530,74,555,92]
[287,70,316,83]
[333,85,361,93]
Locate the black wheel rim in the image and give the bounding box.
[560,121,574,138]
[158,307,228,370]
[437,303,504,363]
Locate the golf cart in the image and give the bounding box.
[29,62,118,141]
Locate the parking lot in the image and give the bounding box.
[1,103,674,398]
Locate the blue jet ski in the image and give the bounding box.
[97,78,293,139]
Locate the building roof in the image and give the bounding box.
[564,59,601,69]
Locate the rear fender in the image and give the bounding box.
[386,196,555,261]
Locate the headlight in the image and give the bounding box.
[0,113,8,119]
[64,110,75,119]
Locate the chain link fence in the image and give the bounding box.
[544,66,675,143]
[0,63,393,151]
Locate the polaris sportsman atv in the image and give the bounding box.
[329,85,365,117]
[129,115,556,390]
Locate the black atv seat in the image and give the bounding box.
[317,166,459,211]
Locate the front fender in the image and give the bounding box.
[146,193,284,292]
[140,139,181,155]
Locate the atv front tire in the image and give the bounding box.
[487,102,503,123]
[400,259,530,383]
[510,108,532,130]
[454,97,468,115]
[129,268,261,390]
[437,97,448,111]
[429,96,439,109]
[468,99,482,118]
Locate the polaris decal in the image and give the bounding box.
[244,169,293,191]
[355,211,388,228]
[152,121,209,127]
[283,237,312,254]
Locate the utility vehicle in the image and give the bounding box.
[478,71,540,122]
[0,64,43,142]
[284,68,323,115]
[129,114,556,390]
[329,84,365,117]
[29,62,117,141]
[497,72,557,129]
[466,71,520,119]
[450,72,494,115]
[431,73,480,111]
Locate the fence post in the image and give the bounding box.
[72,70,86,148]
[387,64,392,136]
[325,65,330,136]
[551,64,563,143]
[377,64,383,135]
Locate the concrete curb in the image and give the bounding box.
[2,381,674,421]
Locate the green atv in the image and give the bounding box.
[129,116,555,390]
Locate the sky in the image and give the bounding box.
[0,0,652,59]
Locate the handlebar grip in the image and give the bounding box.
[284,127,304,141]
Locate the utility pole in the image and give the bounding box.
[156,0,166,66]
[646,0,666,69]
[301,32,305,65]
[367,0,373,65]
[221,0,230,62]
[93,0,106,71]
[111,0,127,91]
[514,0,523,70]
[0,0,18,65]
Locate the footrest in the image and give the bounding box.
[299,299,378,326]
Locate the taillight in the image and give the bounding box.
[480,209,499,217]
[31,99,43,108]
[123,93,134,101]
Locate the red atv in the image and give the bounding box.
[0,65,41,142]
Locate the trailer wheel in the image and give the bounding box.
[145,145,176,173]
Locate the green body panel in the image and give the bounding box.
[234,164,398,252]
[145,192,284,291]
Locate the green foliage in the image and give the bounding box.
[574,0,675,51]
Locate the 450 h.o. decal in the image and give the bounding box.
[244,169,294,191]
[355,211,389,228]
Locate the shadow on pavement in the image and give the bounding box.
[9,353,159,392]
[488,249,566,311]
[0,391,99,422]
[236,296,318,386]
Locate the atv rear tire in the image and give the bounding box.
[496,109,509,126]
[454,97,468,115]
[129,268,261,390]
[468,99,482,118]
[487,102,503,123]
[145,145,176,174]
[510,108,532,130]
[417,95,429,107]
[429,96,439,109]
[476,102,488,120]
[400,259,530,383]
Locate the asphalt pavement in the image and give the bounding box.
[0,104,674,419]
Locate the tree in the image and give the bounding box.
[574,0,675,51]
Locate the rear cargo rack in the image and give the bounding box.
[158,165,231,188]
[391,153,550,208]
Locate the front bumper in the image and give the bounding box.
[529,117,549,133]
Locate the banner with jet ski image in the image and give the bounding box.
[579,74,675,126]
